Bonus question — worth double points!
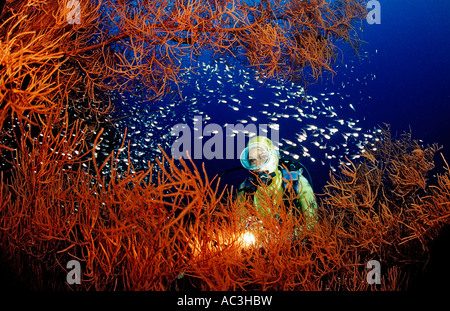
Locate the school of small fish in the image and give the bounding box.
[0,52,381,182]
[105,51,381,179]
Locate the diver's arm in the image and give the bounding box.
[296,175,318,231]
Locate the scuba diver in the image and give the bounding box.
[237,136,318,235]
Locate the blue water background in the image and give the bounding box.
[210,1,450,192]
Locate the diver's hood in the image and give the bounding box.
[240,136,279,173]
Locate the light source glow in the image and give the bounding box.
[240,232,256,247]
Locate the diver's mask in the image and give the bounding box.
[240,143,278,172]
